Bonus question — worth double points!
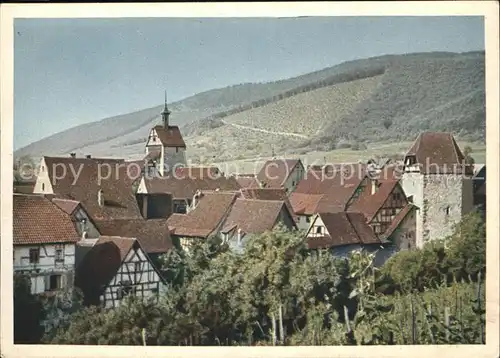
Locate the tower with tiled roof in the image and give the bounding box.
[400,132,474,247]
[145,91,187,176]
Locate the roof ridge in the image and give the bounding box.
[344,212,364,245]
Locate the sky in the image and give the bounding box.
[14,16,484,150]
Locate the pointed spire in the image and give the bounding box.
[161,90,171,128]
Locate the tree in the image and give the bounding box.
[14,274,46,344]
[463,145,475,165]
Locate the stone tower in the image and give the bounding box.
[400,132,474,247]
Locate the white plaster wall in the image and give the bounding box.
[14,243,75,271]
[283,163,305,193]
[296,215,312,231]
[32,158,54,194]
[163,147,187,175]
[401,172,424,247]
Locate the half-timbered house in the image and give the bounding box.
[305,212,393,266]
[167,191,239,251]
[75,236,167,309]
[13,194,80,295]
[137,175,240,214]
[220,198,298,253]
[257,159,305,194]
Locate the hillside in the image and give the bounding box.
[15,51,485,163]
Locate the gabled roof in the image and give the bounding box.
[51,198,81,215]
[307,212,381,250]
[41,156,143,221]
[173,166,221,180]
[234,175,261,189]
[347,177,403,222]
[239,188,298,222]
[94,219,172,254]
[167,192,238,238]
[290,167,364,215]
[142,176,241,199]
[221,198,295,235]
[75,236,164,304]
[13,194,80,245]
[256,159,302,189]
[404,132,472,174]
[381,204,417,241]
[151,125,186,148]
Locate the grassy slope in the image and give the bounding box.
[15,51,485,163]
[222,75,384,136]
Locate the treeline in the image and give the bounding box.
[204,66,386,123]
[14,211,485,346]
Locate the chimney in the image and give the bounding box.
[237,228,243,246]
[70,153,76,158]
[80,218,87,235]
[371,179,378,195]
[98,189,104,207]
[86,154,91,159]
[142,194,148,219]
[192,189,202,209]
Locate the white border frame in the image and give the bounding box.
[1,2,499,357]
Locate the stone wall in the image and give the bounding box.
[401,172,424,247]
[422,174,473,243]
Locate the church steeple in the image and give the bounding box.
[161,90,171,128]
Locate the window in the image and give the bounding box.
[315,226,322,234]
[176,147,179,153]
[305,216,311,223]
[41,183,45,191]
[41,165,45,172]
[444,206,450,215]
[29,248,40,264]
[49,275,62,290]
[55,248,64,262]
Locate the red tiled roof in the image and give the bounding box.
[51,198,80,215]
[42,156,143,222]
[167,192,238,238]
[173,166,221,180]
[152,125,186,148]
[143,176,241,199]
[404,132,473,174]
[239,188,298,222]
[307,212,381,250]
[235,176,261,189]
[256,159,302,189]
[94,219,172,254]
[381,204,417,241]
[289,193,325,215]
[13,194,80,245]
[347,178,403,222]
[221,199,295,234]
